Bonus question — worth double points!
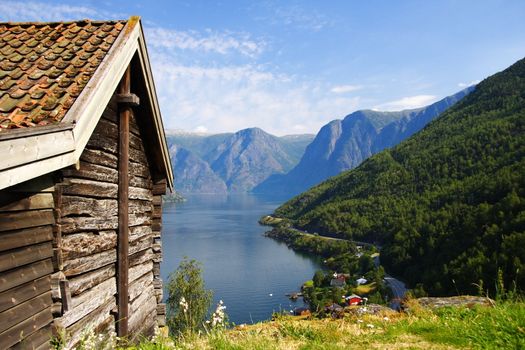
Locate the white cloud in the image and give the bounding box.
[193,126,208,133]
[146,28,265,57]
[0,1,120,22]
[331,85,362,94]
[458,80,480,88]
[374,95,438,111]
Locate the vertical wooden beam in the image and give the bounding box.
[117,65,131,337]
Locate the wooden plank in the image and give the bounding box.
[157,303,166,315]
[62,231,116,260]
[129,174,153,189]
[63,297,115,350]
[0,275,50,313]
[11,324,51,350]
[0,306,52,349]
[0,290,52,334]
[50,271,65,301]
[0,129,75,169]
[68,265,115,296]
[0,225,52,252]
[0,209,54,232]
[0,193,54,212]
[0,259,53,293]
[55,277,116,329]
[0,241,53,273]
[117,69,131,338]
[63,249,116,277]
[152,195,162,206]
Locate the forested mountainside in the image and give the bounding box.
[167,129,314,193]
[273,58,525,296]
[254,87,474,196]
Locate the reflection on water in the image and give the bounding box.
[160,193,322,324]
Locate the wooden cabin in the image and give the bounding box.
[0,17,173,349]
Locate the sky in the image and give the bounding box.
[1,1,524,136]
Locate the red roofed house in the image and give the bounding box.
[0,17,173,348]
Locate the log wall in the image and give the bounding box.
[0,176,55,349]
[52,92,165,347]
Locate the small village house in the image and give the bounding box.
[0,17,173,349]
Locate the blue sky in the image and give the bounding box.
[1,1,524,135]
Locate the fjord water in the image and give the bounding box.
[161,194,322,325]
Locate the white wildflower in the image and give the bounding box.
[366,324,375,328]
[383,316,390,321]
[179,296,189,313]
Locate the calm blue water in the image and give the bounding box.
[160,193,322,325]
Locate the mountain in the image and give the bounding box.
[273,58,525,296]
[206,128,301,192]
[167,128,315,193]
[254,87,474,196]
[169,144,227,193]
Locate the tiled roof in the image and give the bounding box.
[0,20,125,130]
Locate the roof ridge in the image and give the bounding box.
[0,19,128,26]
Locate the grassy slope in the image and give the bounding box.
[135,300,525,350]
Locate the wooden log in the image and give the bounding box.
[153,262,161,277]
[152,230,161,239]
[0,192,54,212]
[130,175,153,190]
[0,259,53,293]
[129,199,153,214]
[157,314,166,327]
[152,241,162,253]
[129,271,153,302]
[61,178,153,201]
[154,286,163,303]
[11,324,51,350]
[157,303,166,315]
[0,291,52,334]
[0,275,50,313]
[0,306,52,349]
[61,216,117,234]
[60,196,117,217]
[50,271,65,300]
[152,206,162,219]
[130,234,153,256]
[129,225,152,243]
[0,242,53,273]
[130,248,154,267]
[0,209,54,232]
[59,280,72,313]
[128,294,156,335]
[68,265,115,296]
[63,297,115,349]
[62,231,116,260]
[129,260,153,284]
[153,195,162,206]
[62,162,118,184]
[80,148,117,169]
[129,162,151,179]
[63,249,116,277]
[151,217,162,232]
[55,277,116,328]
[0,225,52,252]
[152,179,167,196]
[52,247,64,271]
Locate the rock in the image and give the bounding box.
[413,296,495,309]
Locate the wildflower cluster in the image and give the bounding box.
[207,300,228,329]
[179,296,189,314]
[75,328,118,350]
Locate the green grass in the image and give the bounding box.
[125,299,525,350]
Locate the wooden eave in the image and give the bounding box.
[0,16,174,191]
